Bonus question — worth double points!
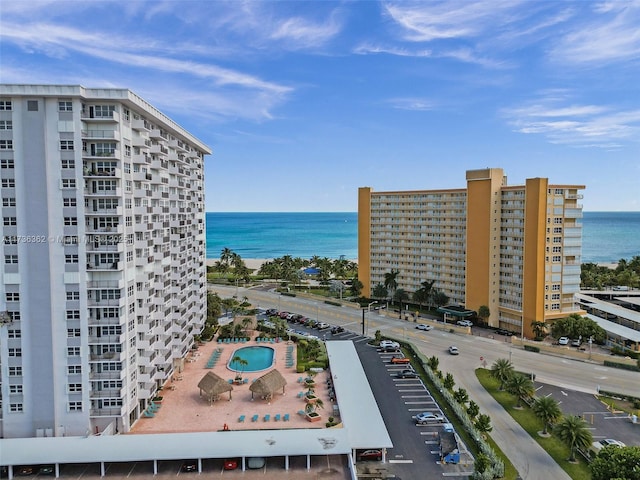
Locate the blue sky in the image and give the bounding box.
[1,1,639,212]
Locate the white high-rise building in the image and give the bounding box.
[0,85,211,438]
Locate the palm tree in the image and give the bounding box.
[531,321,547,340]
[532,396,562,435]
[554,415,593,462]
[467,401,480,420]
[231,355,248,379]
[506,374,535,408]
[453,388,469,405]
[372,284,388,302]
[431,289,449,308]
[384,270,399,302]
[475,414,493,436]
[443,372,455,391]
[394,288,409,318]
[413,279,435,310]
[490,358,514,391]
[477,305,490,326]
[220,247,234,266]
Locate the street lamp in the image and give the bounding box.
[362,302,377,336]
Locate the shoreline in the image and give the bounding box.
[206,258,358,271]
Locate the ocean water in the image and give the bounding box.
[206,211,639,263]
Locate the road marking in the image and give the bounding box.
[401,395,432,399]
[388,460,414,464]
[405,401,437,405]
[561,391,568,396]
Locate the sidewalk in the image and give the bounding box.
[437,363,571,480]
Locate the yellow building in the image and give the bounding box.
[358,168,585,339]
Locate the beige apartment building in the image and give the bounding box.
[358,168,585,339]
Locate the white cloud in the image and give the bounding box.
[387,97,435,111]
[503,97,640,148]
[269,14,342,49]
[551,2,640,65]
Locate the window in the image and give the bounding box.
[9,385,23,394]
[0,140,13,150]
[27,100,38,111]
[4,216,17,226]
[59,101,73,111]
[553,227,563,234]
[2,179,16,188]
[61,159,75,169]
[69,401,83,411]
[94,142,116,155]
[8,329,21,338]
[1,159,14,168]
[8,348,22,357]
[68,383,82,392]
[0,120,12,130]
[6,292,19,301]
[63,217,77,226]
[10,403,23,412]
[554,218,563,224]
[60,140,74,150]
[67,347,80,356]
[124,145,131,157]
[65,254,79,264]
[63,235,78,245]
[9,311,20,321]
[9,366,22,376]
[94,105,115,118]
[553,237,562,244]
[66,291,80,301]
[2,197,16,206]
[552,293,560,300]
[552,246,562,253]
[66,310,80,320]
[552,284,561,291]
[551,303,560,310]
[0,101,12,110]
[552,255,561,262]
[68,365,82,375]
[63,198,77,207]
[62,179,76,189]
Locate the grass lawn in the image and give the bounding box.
[476,369,592,480]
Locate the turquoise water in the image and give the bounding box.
[206,211,639,264]
[228,346,275,373]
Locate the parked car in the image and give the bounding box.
[356,449,382,461]
[396,369,417,378]
[38,466,54,476]
[278,311,289,319]
[495,328,513,336]
[571,339,582,347]
[456,320,473,327]
[390,356,411,364]
[591,438,626,454]
[380,340,400,350]
[558,336,570,345]
[413,412,445,424]
[317,322,330,330]
[331,325,345,334]
[416,324,433,331]
[223,459,239,470]
[448,346,459,355]
[247,457,266,469]
[16,467,34,476]
[265,308,278,316]
[181,461,197,473]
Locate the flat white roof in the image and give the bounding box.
[326,341,393,450]
[586,314,640,343]
[0,341,391,466]
[576,293,640,325]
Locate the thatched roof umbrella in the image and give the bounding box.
[249,369,287,403]
[197,371,233,404]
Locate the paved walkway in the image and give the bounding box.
[441,361,571,480]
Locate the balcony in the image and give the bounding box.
[89,351,123,362]
[82,149,120,159]
[132,118,151,132]
[89,406,125,418]
[84,187,122,197]
[81,110,120,123]
[87,261,123,271]
[87,296,125,308]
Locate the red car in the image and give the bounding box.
[357,450,382,461]
[390,356,410,364]
[223,459,238,470]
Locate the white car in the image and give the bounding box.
[379,340,400,350]
[591,438,626,454]
[416,324,433,331]
[448,346,459,355]
[456,320,473,327]
[558,337,570,345]
[413,412,445,424]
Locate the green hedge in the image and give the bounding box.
[281,292,297,297]
[523,345,540,353]
[603,360,640,372]
[324,300,342,307]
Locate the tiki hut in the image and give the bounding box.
[249,369,287,402]
[197,371,233,404]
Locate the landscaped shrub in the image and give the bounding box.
[524,344,540,353]
[324,300,342,307]
[281,292,297,297]
[603,360,640,372]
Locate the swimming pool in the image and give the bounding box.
[228,346,275,373]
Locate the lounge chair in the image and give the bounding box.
[283,413,290,421]
[264,414,270,422]
[143,411,155,418]
[297,377,303,383]
[251,414,258,422]
[228,379,234,384]
[298,410,305,416]
[256,338,260,343]
[243,378,249,384]
[297,392,304,398]
[238,415,245,423]
[274,414,281,421]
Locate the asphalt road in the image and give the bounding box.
[211,284,640,479]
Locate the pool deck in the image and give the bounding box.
[130,337,334,434]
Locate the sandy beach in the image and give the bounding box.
[206,258,273,271]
